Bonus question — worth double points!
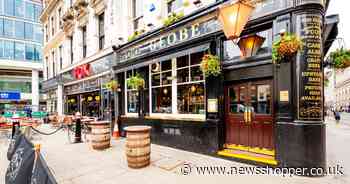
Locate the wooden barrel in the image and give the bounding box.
[124,126,152,169]
[89,121,111,150]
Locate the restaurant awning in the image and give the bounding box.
[323,14,339,55]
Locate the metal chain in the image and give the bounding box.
[30,126,64,136]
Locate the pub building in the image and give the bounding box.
[61,53,116,120]
[112,0,338,169]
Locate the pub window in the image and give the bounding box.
[176,52,205,114]
[151,60,172,113]
[223,28,273,61]
[125,70,139,114]
[148,51,206,116]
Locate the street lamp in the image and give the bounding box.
[238,34,265,57]
[218,0,255,40]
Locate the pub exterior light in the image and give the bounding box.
[218,0,255,40]
[238,34,265,57]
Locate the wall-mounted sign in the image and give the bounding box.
[208,99,218,113]
[279,91,289,102]
[296,13,323,121]
[73,64,91,80]
[117,17,221,63]
[0,91,20,100]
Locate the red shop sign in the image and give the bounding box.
[73,64,91,79]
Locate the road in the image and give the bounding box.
[326,113,350,184]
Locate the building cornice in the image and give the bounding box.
[40,0,61,23]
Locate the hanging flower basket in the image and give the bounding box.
[200,54,221,77]
[163,12,184,27]
[324,78,329,87]
[127,74,145,90]
[272,33,303,63]
[127,30,145,42]
[330,49,350,69]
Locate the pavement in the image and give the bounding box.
[0,118,349,184]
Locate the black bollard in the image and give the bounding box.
[75,117,82,143]
[11,120,20,138]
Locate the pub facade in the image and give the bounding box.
[112,0,338,169]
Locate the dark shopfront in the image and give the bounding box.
[63,53,116,120]
[113,0,338,169]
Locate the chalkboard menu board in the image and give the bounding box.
[296,12,323,121]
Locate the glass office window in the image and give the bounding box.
[15,21,25,39]
[0,0,3,15]
[34,5,42,22]
[34,25,43,43]
[15,0,24,17]
[4,19,14,38]
[34,45,42,61]
[4,41,14,60]
[25,2,34,20]
[0,19,3,36]
[25,23,33,40]
[0,40,3,58]
[15,42,25,60]
[4,0,14,16]
[25,44,34,61]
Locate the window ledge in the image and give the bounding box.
[145,114,205,122]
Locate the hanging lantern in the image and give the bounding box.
[238,34,265,57]
[191,85,197,93]
[88,96,93,101]
[95,96,100,101]
[218,1,255,40]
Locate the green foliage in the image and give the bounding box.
[330,48,350,69]
[272,33,303,63]
[127,74,145,90]
[163,12,184,27]
[200,54,221,77]
[127,30,145,42]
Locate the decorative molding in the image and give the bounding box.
[90,0,106,15]
[40,0,60,23]
[73,0,89,26]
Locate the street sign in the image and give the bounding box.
[0,92,21,100]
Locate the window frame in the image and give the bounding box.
[167,0,184,14]
[98,13,105,50]
[82,26,87,58]
[124,70,139,117]
[147,54,206,120]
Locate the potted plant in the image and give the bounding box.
[200,54,221,77]
[330,48,350,69]
[163,12,184,27]
[272,33,303,63]
[127,74,145,90]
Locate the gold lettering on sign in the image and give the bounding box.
[167,32,177,45]
[298,13,323,120]
[191,23,200,37]
[180,28,189,41]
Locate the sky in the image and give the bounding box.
[327,0,350,51]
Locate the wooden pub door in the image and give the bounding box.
[224,80,274,156]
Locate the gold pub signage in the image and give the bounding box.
[117,18,220,63]
[296,13,323,121]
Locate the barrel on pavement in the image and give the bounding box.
[88,121,111,150]
[124,126,152,169]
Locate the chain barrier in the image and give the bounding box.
[30,125,64,136]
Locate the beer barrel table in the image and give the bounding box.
[124,126,152,169]
[88,121,111,150]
